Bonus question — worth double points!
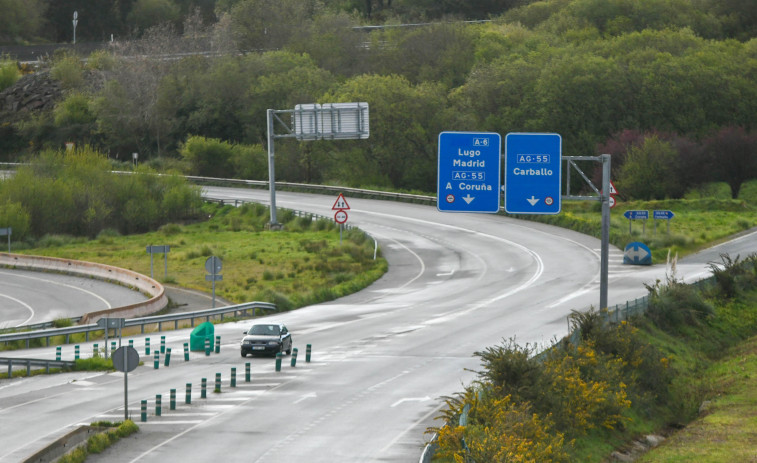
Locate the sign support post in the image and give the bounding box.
[266,103,369,228]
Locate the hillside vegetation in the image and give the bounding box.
[1,0,755,206]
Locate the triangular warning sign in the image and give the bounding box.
[609,181,618,195]
[332,193,350,210]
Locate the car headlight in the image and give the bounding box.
[267,341,281,346]
[242,340,252,345]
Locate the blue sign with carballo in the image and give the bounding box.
[437,132,501,213]
[653,210,674,220]
[505,133,562,214]
[624,210,649,220]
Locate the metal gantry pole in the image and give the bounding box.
[600,154,611,310]
[267,109,278,226]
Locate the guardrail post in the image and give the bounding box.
[215,335,220,354]
[275,353,282,372]
[7,360,11,378]
[154,351,159,369]
[245,362,251,382]
[93,343,98,357]
[215,373,221,393]
[306,344,312,362]
[184,342,189,361]
[205,338,210,356]
[231,367,236,388]
[160,336,166,354]
[201,378,207,398]
[164,348,172,367]
[170,389,176,410]
[56,346,61,361]
[74,345,80,360]
[145,337,150,355]
[141,400,147,422]
[156,394,162,416]
[186,383,191,404]
[290,348,298,367]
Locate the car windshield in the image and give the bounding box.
[248,325,280,336]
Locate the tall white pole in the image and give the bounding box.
[600,154,611,310]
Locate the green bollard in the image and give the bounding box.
[129,339,134,348]
[306,344,312,362]
[74,345,80,360]
[164,348,172,367]
[160,336,166,354]
[141,400,147,422]
[156,394,162,416]
[215,335,220,354]
[93,344,99,357]
[111,341,116,356]
[201,378,207,398]
[275,352,282,372]
[145,337,150,355]
[56,346,61,361]
[184,343,189,361]
[245,362,251,382]
[215,373,221,393]
[290,348,298,367]
[205,338,210,356]
[153,350,160,369]
[170,389,176,410]
[185,383,192,404]
[231,367,236,388]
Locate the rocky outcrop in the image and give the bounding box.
[0,70,62,122]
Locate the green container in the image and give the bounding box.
[189,322,215,352]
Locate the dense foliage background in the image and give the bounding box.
[1,0,756,200]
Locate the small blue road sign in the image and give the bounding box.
[623,242,652,265]
[505,133,562,214]
[653,210,674,220]
[623,210,649,220]
[437,132,501,213]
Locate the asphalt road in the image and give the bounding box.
[0,268,148,328]
[0,189,754,462]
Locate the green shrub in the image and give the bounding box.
[645,277,714,332]
[51,54,84,89]
[86,50,116,71]
[0,57,20,91]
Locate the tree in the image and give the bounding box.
[127,0,182,34]
[704,127,757,199]
[617,136,683,200]
[0,0,46,44]
[228,0,320,51]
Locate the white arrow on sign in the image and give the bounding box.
[463,194,475,204]
[625,246,650,261]
[526,196,540,206]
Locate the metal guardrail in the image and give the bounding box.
[0,358,76,378]
[0,317,84,335]
[0,301,276,348]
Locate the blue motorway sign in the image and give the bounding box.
[505,133,562,214]
[653,210,674,220]
[437,132,501,213]
[623,242,652,265]
[624,210,649,220]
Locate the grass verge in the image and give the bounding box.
[57,420,139,463]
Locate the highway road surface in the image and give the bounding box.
[0,188,754,462]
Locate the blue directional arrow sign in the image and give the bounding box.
[623,242,652,265]
[437,132,501,213]
[624,210,649,220]
[505,133,562,214]
[653,210,674,220]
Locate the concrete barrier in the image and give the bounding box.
[0,253,168,323]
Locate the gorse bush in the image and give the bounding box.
[0,56,20,91]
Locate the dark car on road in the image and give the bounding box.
[240,323,292,357]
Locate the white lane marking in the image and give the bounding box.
[294,392,317,404]
[391,396,431,408]
[0,293,35,326]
